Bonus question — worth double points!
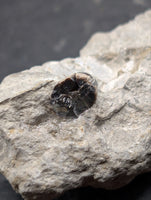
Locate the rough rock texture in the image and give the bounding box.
[0,10,151,200]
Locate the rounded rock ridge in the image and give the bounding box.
[50,72,97,117]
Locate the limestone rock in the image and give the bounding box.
[0,10,151,200]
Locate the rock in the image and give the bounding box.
[0,10,151,200]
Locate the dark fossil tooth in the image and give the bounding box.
[50,72,97,117]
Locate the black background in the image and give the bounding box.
[0,0,151,199]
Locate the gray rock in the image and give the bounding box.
[0,10,151,200]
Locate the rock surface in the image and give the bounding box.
[0,10,151,200]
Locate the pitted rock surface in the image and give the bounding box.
[0,10,151,200]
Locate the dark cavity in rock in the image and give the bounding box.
[50,72,97,117]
